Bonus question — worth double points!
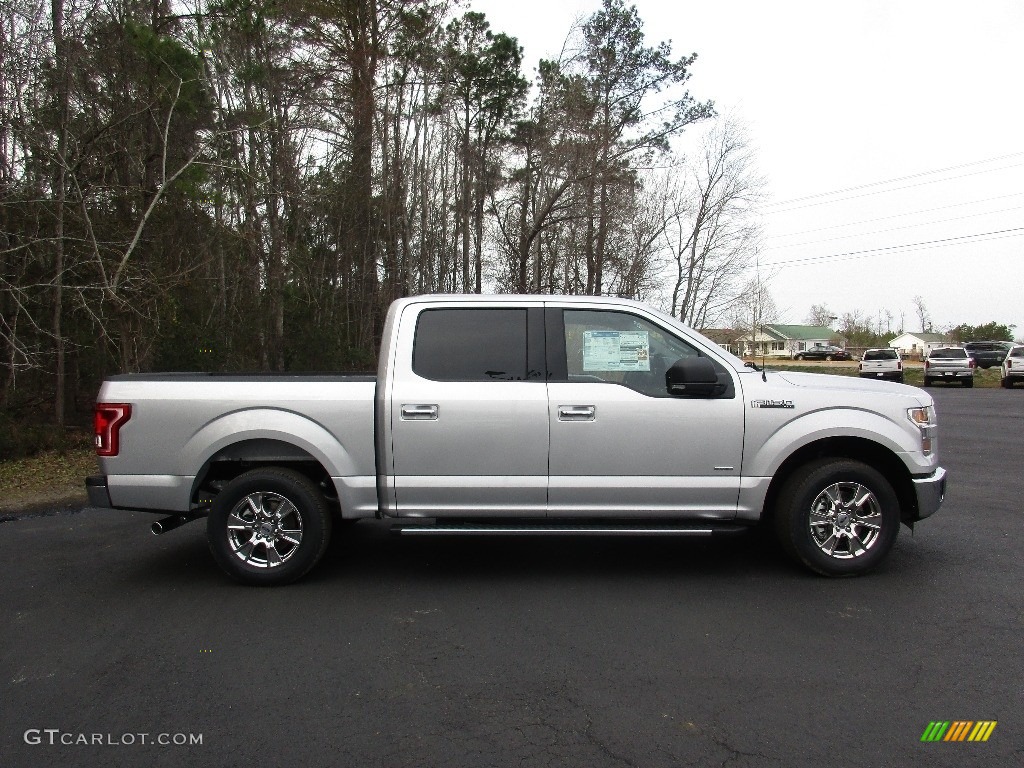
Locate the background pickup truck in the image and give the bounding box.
[859,348,904,383]
[87,295,946,585]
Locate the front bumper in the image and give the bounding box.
[85,475,112,508]
[909,467,947,522]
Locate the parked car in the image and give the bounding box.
[859,348,903,383]
[1000,345,1024,388]
[793,344,853,361]
[924,347,975,387]
[964,341,1012,369]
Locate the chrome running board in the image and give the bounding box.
[392,521,748,537]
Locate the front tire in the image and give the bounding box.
[774,459,900,577]
[207,468,333,586]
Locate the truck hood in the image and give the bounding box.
[769,371,932,406]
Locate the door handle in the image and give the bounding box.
[558,405,596,421]
[401,404,439,420]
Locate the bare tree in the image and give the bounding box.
[912,295,932,333]
[805,303,836,326]
[730,268,779,356]
[664,119,763,328]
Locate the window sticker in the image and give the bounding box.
[583,330,650,371]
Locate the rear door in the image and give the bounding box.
[388,303,549,517]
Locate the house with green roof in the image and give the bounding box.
[737,324,842,358]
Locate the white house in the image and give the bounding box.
[889,332,950,357]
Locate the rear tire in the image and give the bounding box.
[962,378,974,388]
[207,468,333,586]
[923,377,931,387]
[896,374,904,384]
[1001,377,1012,389]
[773,459,900,577]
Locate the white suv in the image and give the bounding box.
[859,348,903,383]
[1000,345,1024,388]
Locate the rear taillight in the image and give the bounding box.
[858,362,862,371]
[94,403,131,457]
[924,360,930,369]
[897,362,902,370]
[1009,360,1014,369]
[969,358,976,369]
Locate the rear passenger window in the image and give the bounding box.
[413,309,528,381]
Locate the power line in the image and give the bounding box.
[766,192,1024,239]
[763,151,1024,208]
[761,227,1024,268]
[761,205,1023,251]
[762,163,1024,215]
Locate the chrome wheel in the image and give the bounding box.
[226,491,304,569]
[808,482,882,559]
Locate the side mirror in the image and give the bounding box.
[665,357,720,397]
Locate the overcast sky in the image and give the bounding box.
[469,0,1024,337]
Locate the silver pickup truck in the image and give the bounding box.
[87,295,946,585]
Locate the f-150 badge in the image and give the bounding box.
[751,399,795,409]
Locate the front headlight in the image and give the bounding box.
[907,406,935,426]
[908,406,937,455]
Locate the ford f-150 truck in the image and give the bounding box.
[86,295,946,585]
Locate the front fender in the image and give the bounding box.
[745,407,923,478]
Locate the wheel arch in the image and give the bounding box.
[181,408,365,513]
[760,436,918,528]
[190,438,336,512]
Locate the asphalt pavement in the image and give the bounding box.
[1,387,1022,768]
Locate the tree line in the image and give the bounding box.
[2,0,766,431]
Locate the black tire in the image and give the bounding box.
[1003,377,1014,389]
[773,459,900,577]
[207,467,333,586]
[896,374,904,384]
[923,377,931,387]
[825,355,834,362]
[795,354,803,361]
[962,378,974,388]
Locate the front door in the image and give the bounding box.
[546,307,744,519]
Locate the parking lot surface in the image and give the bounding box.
[2,388,1022,767]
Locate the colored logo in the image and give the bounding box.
[921,721,997,742]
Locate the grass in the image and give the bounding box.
[755,360,1004,387]
[0,446,96,514]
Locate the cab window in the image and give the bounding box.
[414,309,529,381]
[560,309,730,398]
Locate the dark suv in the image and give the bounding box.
[964,341,1011,369]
